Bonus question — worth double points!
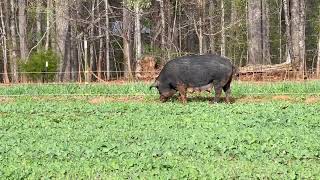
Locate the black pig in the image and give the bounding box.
[150,54,237,103]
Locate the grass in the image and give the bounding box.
[0,81,320,178]
[0,80,320,97]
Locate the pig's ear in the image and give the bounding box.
[149,80,159,90]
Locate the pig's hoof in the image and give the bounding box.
[209,101,218,104]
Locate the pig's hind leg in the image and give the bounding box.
[223,80,232,103]
[177,84,188,104]
[211,83,223,104]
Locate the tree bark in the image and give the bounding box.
[298,0,306,73]
[290,0,305,72]
[0,2,10,83]
[89,0,95,82]
[317,7,320,78]
[261,0,271,64]
[198,0,204,55]
[18,0,28,61]
[55,0,69,81]
[9,0,18,82]
[221,0,225,56]
[123,4,133,78]
[36,0,42,50]
[248,0,262,64]
[166,1,172,60]
[159,0,166,62]
[104,0,110,80]
[134,3,142,79]
[45,0,52,51]
[231,0,237,61]
[209,0,215,53]
[283,0,292,63]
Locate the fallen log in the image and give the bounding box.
[239,62,293,74]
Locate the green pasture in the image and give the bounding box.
[0,81,320,178]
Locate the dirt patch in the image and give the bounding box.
[88,96,146,104]
[271,95,292,101]
[0,97,14,104]
[236,95,299,103]
[235,96,268,103]
[305,96,320,104]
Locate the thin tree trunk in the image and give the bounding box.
[97,2,103,80]
[283,0,292,63]
[248,0,262,65]
[178,0,182,55]
[171,0,179,54]
[209,0,215,53]
[159,0,166,63]
[70,26,78,81]
[221,0,225,56]
[262,0,271,64]
[89,0,95,81]
[55,0,69,81]
[231,0,237,62]
[9,0,18,82]
[298,0,306,74]
[45,0,52,51]
[202,0,207,54]
[36,0,42,50]
[317,6,320,78]
[279,2,282,63]
[290,0,302,69]
[0,2,10,83]
[134,3,142,78]
[198,0,204,55]
[123,4,132,78]
[18,0,28,61]
[104,0,110,80]
[166,1,172,60]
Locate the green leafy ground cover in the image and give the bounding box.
[0,82,320,179]
[0,80,320,96]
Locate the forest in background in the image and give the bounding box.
[0,0,320,83]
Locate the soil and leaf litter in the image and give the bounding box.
[1,82,320,178]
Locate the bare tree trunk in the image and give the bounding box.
[36,0,42,50]
[89,0,95,81]
[123,4,132,78]
[283,0,292,63]
[9,0,18,82]
[298,0,306,74]
[104,0,110,80]
[178,0,182,55]
[134,3,142,78]
[70,26,78,81]
[159,0,166,62]
[262,0,271,64]
[70,0,80,82]
[231,0,237,61]
[209,0,215,53]
[279,2,282,63]
[97,2,103,80]
[45,0,52,51]
[0,2,10,83]
[202,0,207,54]
[55,0,69,81]
[248,0,262,64]
[18,0,28,61]
[221,0,225,56]
[198,0,204,55]
[171,0,179,54]
[317,7,320,78]
[166,1,172,60]
[290,0,305,71]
